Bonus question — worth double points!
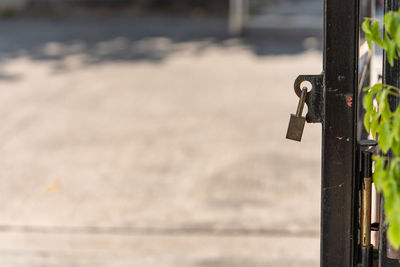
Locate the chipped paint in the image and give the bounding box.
[337,75,345,81]
[323,182,345,191]
[336,137,343,140]
[345,94,353,107]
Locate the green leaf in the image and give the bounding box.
[394,104,400,116]
[372,21,384,47]
[388,217,400,249]
[372,83,384,92]
[392,140,400,156]
[377,88,390,119]
[371,109,380,139]
[383,31,390,51]
[385,189,395,220]
[379,122,393,153]
[366,9,400,251]
[363,85,372,92]
[366,34,373,50]
[362,20,372,35]
[385,33,397,66]
[385,12,394,36]
[364,110,371,132]
[391,158,400,177]
[395,27,400,48]
[373,156,385,192]
[393,13,400,47]
[381,105,392,123]
[387,196,400,249]
[363,90,374,110]
[393,122,400,142]
[377,88,384,107]
[392,110,400,141]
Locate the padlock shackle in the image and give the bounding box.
[296,88,307,117]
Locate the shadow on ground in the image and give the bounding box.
[0,15,322,67]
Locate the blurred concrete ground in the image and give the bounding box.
[0,4,323,267]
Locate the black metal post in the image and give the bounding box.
[321,0,360,265]
[360,145,374,267]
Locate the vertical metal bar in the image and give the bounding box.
[380,0,400,265]
[229,0,245,35]
[361,148,374,267]
[321,0,360,265]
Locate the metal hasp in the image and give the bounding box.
[321,0,360,265]
[286,75,323,142]
[294,74,324,123]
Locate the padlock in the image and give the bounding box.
[286,87,307,142]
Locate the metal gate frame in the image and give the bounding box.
[288,0,400,264]
[321,0,360,265]
[318,0,400,265]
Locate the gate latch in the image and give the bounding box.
[286,74,324,142]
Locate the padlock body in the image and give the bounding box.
[286,114,306,141]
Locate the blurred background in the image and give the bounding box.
[0,0,323,266]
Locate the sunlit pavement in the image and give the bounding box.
[0,15,322,266]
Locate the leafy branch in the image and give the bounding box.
[362,10,400,248]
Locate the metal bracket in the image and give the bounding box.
[294,74,324,123]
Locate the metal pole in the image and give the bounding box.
[360,147,374,267]
[229,0,246,35]
[321,0,360,265]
